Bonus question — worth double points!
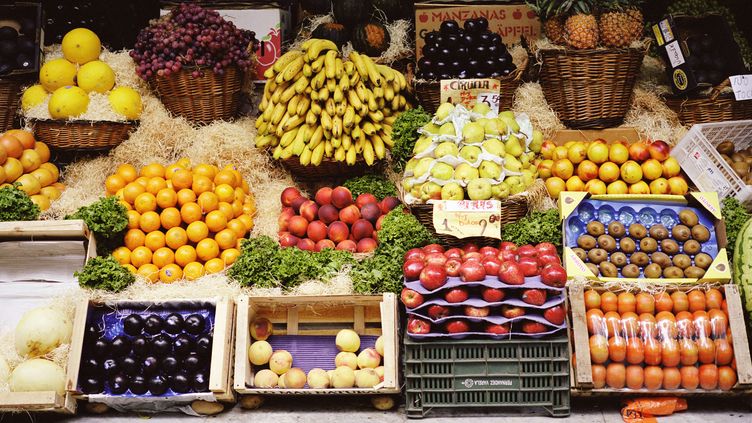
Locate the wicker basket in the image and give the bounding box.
[279,156,385,181]
[535,46,646,129]
[29,119,138,150]
[148,66,244,124]
[413,55,528,115]
[0,78,24,132]
[665,94,752,126]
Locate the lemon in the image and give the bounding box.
[21,85,48,110]
[48,86,89,119]
[108,87,142,120]
[39,59,77,92]
[62,28,101,65]
[76,60,115,93]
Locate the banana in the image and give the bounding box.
[338,74,350,92]
[363,140,375,165]
[346,145,357,165]
[255,134,275,148]
[292,129,307,156]
[300,39,318,52]
[381,124,393,136]
[311,54,326,73]
[334,102,345,118]
[356,131,365,152]
[306,39,337,62]
[391,96,399,110]
[335,145,346,162]
[286,95,299,116]
[263,67,276,79]
[335,57,344,79]
[369,110,384,122]
[267,78,278,93]
[332,116,343,138]
[326,78,336,93]
[299,145,313,165]
[372,134,385,159]
[270,83,286,103]
[399,95,406,108]
[302,124,314,143]
[352,125,362,141]
[324,140,333,158]
[363,122,376,136]
[319,86,330,101]
[373,86,383,99]
[296,96,310,117]
[270,103,286,125]
[309,126,324,149]
[376,64,395,83]
[344,61,355,76]
[283,114,305,132]
[280,83,297,103]
[294,75,309,94]
[331,137,341,148]
[280,143,294,160]
[303,63,313,78]
[324,50,337,79]
[311,101,322,116]
[333,86,343,103]
[321,110,333,131]
[377,97,385,109]
[305,86,312,94]
[356,82,367,102]
[280,127,299,147]
[384,84,395,101]
[282,55,305,82]
[349,51,369,79]
[311,142,325,165]
[343,106,355,128]
[384,115,396,126]
[347,90,363,109]
[312,69,326,90]
[306,109,317,125]
[367,91,378,111]
[349,71,360,86]
[326,98,336,117]
[380,131,394,147]
[275,112,291,137]
[359,104,369,117]
[394,69,407,91]
[272,145,283,160]
[273,50,303,73]
[362,54,382,87]
[311,90,319,101]
[255,115,266,129]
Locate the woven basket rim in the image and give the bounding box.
[413,54,528,86]
[28,118,140,125]
[147,64,243,81]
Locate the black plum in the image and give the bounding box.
[103,358,120,376]
[92,339,109,358]
[162,356,180,375]
[183,353,203,372]
[192,372,209,392]
[120,356,140,376]
[174,334,194,356]
[82,377,103,394]
[110,375,129,395]
[164,313,184,335]
[148,376,169,396]
[82,358,100,374]
[130,376,148,395]
[123,314,144,336]
[440,20,460,35]
[143,356,159,376]
[171,373,191,394]
[132,336,149,357]
[144,314,164,335]
[195,335,212,357]
[184,314,206,335]
[151,334,172,357]
[110,336,131,357]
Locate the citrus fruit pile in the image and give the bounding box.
[0,129,62,211]
[584,287,738,391]
[106,160,256,283]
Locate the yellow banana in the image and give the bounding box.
[326,98,336,117]
[362,54,382,87]
[311,142,325,165]
[355,134,364,153]
[255,115,266,129]
[373,86,383,99]
[399,95,406,108]
[319,86,330,101]
[282,56,305,82]
[299,145,313,165]
[349,71,360,86]
[283,114,305,132]
[335,101,346,117]
[376,64,395,82]
[343,106,355,128]
[280,83,297,103]
[372,134,385,159]
[321,110,333,131]
[333,116,343,138]
[324,140,334,158]
[296,96,310,117]
[382,124,393,136]
[352,125,362,141]
[311,90,319,101]
[302,124,314,143]
[377,97,385,109]
[332,137,341,148]
[380,131,394,147]
[287,95,299,116]
[347,90,363,109]
[307,39,338,62]
[303,63,313,78]
[255,134,275,148]
[338,74,350,92]
[272,145,283,159]
[335,57,344,79]
[349,51,369,79]
[367,91,379,111]
[294,75,309,94]
[344,61,355,76]
[280,143,294,160]
[292,130,307,156]
[363,140,375,165]
[273,50,303,73]
[309,126,324,149]
[306,109,317,125]
[311,101,322,116]
[264,67,276,79]
[384,84,395,101]
[369,110,384,122]
[342,134,352,150]
[346,145,357,165]
[327,78,336,93]
[300,38,318,52]
[270,103,286,125]
[267,78,278,93]
[359,104,369,117]
[356,82,367,102]
[280,127,299,147]
[391,96,399,110]
[335,145,346,162]
[333,86,343,103]
[311,54,326,73]
[362,122,376,136]
[395,70,407,91]
[384,115,396,126]
[276,112,291,136]
[270,83,286,103]
[324,50,337,79]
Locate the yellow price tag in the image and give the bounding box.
[432,200,502,239]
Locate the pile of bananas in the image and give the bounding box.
[255,39,411,166]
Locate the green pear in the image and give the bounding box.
[520,154,531,169]
[498,111,515,120]
[467,179,493,200]
[495,118,508,134]
[505,176,522,187]
[439,122,456,136]
[401,179,413,193]
[492,183,510,200]
[459,145,481,163]
[482,119,500,136]
[435,103,455,121]
[482,138,505,157]
[504,135,523,157]
[435,141,459,158]
[473,102,492,115]
[441,182,464,200]
[529,130,543,153]
[462,122,485,143]
[410,183,423,199]
[414,157,435,177]
[422,122,441,134]
[499,115,520,133]
[430,162,454,180]
[420,182,442,201]
[404,158,419,174]
[413,136,433,155]
[479,161,502,179]
[454,163,480,183]
[510,182,526,195]
[504,155,522,172]
[521,169,536,187]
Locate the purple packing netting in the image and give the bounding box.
[403,274,565,295]
[405,291,566,311]
[264,335,379,375]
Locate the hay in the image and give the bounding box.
[525,179,556,212]
[512,82,564,138]
[87,273,243,303]
[623,88,687,145]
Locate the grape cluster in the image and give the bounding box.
[130,3,258,80]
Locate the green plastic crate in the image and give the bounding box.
[404,335,571,418]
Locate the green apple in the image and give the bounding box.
[420,182,442,201]
[404,158,418,174]
[462,122,485,143]
[413,136,433,155]
[414,157,435,177]
[529,129,543,153]
[479,161,502,179]
[467,179,492,200]
[435,141,459,158]
[422,122,441,134]
[459,145,481,162]
[504,155,522,172]
[473,102,491,115]
[430,162,454,180]
[439,122,456,136]
[504,135,523,157]
[454,163,480,183]
[492,183,510,200]
[441,182,464,200]
[482,138,505,157]
[435,103,455,121]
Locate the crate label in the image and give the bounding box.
[659,19,674,44]
[730,74,752,101]
[433,200,502,239]
[689,148,732,194]
[440,79,501,111]
[455,377,520,390]
[665,41,685,68]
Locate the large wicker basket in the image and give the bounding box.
[148,66,244,124]
[413,55,528,115]
[279,156,386,182]
[535,45,646,129]
[28,119,138,150]
[665,94,752,126]
[0,78,24,132]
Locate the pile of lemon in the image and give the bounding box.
[105,160,256,283]
[21,28,142,120]
[0,129,63,211]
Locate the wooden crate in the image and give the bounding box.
[567,280,752,396]
[234,294,400,396]
[550,128,641,145]
[0,219,97,260]
[65,297,236,409]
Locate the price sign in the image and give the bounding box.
[432,200,502,239]
[730,74,752,101]
[477,92,501,113]
[439,79,501,112]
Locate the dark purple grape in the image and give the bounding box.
[183,353,202,372]
[110,336,131,357]
[435,60,447,72]
[120,356,139,376]
[440,73,452,79]
[468,59,481,71]
[144,315,163,335]
[449,61,462,72]
[161,356,179,375]
[455,46,469,61]
[503,68,512,76]
[440,47,451,57]
[130,376,148,395]
[423,44,439,60]
[440,20,460,35]
[93,339,109,358]
[103,358,120,376]
[192,372,209,392]
[171,373,191,393]
[174,334,194,356]
[82,377,103,394]
[424,71,437,80]
[143,356,159,376]
[458,70,468,79]
[491,71,502,78]
[123,314,144,336]
[475,45,488,57]
[491,33,503,46]
[418,57,433,70]
[479,32,493,46]
[151,335,172,357]
[484,59,497,71]
[443,34,459,48]
[110,375,129,395]
[148,376,169,396]
[461,34,475,46]
[435,34,445,47]
[184,314,206,335]
[195,335,212,357]
[475,71,489,78]
[487,44,500,56]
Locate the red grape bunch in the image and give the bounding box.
[131,3,259,80]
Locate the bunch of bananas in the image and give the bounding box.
[255,39,411,166]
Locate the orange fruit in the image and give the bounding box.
[714,338,734,365]
[626,337,645,364]
[5,129,35,149]
[186,221,209,243]
[126,210,141,229]
[116,163,137,182]
[680,365,699,390]
[718,366,737,391]
[635,293,655,315]
[146,177,167,195]
[0,134,23,158]
[165,226,188,249]
[145,230,166,252]
[586,309,605,335]
[192,175,214,195]
[123,182,146,204]
[122,263,137,274]
[215,184,235,203]
[139,211,161,233]
[180,202,203,224]
[644,340,662,366]
[241,178,250,194]
[31,168,55,187]
[220,248,240,265]
[197,191,219,213]
[193,163,216,180]
[608,336,627,362]
[698,364,718,390]
[175,245,197,267]
[226,219,247,239]
[152,247,175,269]
[160,207,182,230]
[140,163,165,178]
[217,202,234,220]
[589,334,609,364]
[644,366,663,390]
[39,162,59,181]
[34,141,51,163]
[156,188,178,209]
[112,246,131,265]
[234,187,246,203]
[171,168,193,191]
[214,169,237,187]
[130,246,153,268]
[134,176,149,188]
[124,228,146,250]
[159,264,183,283]
[688,290,706,312]
[196,238,219,261]
[177,188,197,207]
[671,291,690,313]
[137,263,160,283]
[654,292,673,313]
[183,262,205,280]
[617,292,636,314]
[232,200,244,218]
[592,364,607,388]
[705,288,723,310]
[237,214,254,232]
[40,186,61,201]
[204,258,225,274]
[164,163,184,179]
[215,229,238,250]
[663,367,681,390]
[605,363,625,389]
[205,210,227,232]
[601,292,618,312]
[105,174,126,194]
[134,192,157,213]
[625,365,644,390]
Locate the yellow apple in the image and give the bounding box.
[608,143,629,164]
[649,178,671,194]
[537,159,554,179]
[567,142,588,164]
[668,176,689,195]
[576,160,599,182]
[598,162,620,183]
[565,176,586,191]
[552,159,574,180]
[607,180,628,195]
[641,159,663,180]
[587,142,609,164]
[662,157,681,178]
[620,160,643,184]
[585,179,607,195]
[553,146,569,161]
[628,181,650,194]
[545,177,566,198]
[541,141,557,159]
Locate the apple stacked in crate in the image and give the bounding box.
[400,102,543,203]
[401,242,567,338]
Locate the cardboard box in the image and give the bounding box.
[550,128,641,146]
[415,2,540,60]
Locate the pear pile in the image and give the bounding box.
[401,102,542,203]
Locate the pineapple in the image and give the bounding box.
[599,0,644,48]
[563,0,599,49]
[544,17,566,45]
[526,0,566,45]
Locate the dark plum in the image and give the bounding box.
[478,32,493,45]
[440,20,460,35]
[423,45,439,59]
[418,57,433,71]
[143,356,159,376]
[440,47,451,57]
[449,61,462,72]
[162,356,179,375]
[475,71,489,78]
[455,46,469,61]
[110,375,129,395]
[425,31,439,45]
[443,34,459,47]
[476,17,489,31]
[195,335,212,357]
[468,59,481,71]
[151,334,172,357]
[475,45,487,57]
[487,44,499,56]
[132,336,149,357]
[148,376,169,396]
[490,33,502,46]
[184,353,203,372]
[82,358,100,374]
[164,313,184,335]
[171,373,191,393]
[123,314,144,336]
[82,377,103,394]
[174,334,194,356]
[440,73,452,79]
[92,339,109,358]
[184,314,206,335]
[434,60,447,72]
[192,372,209,392]
[461,33,474,46]
[435,34,445,46]
[103,358,120,376]
[130,375,148,395]
[120,356,140,376]
[110,336,131,357]
[464,19,479,33]
[484,59,497,71]
[144,314,164,335]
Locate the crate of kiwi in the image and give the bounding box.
[559,192,731,284]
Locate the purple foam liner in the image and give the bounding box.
[408,321,566,340]
[263,335,379,375]
[406,310,567,329]
[403,274,565,295]
[406,291,566,311]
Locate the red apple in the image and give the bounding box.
[499,241,517,252]
[501,305,526,319]
[331,186,353,209]
[498,261,524,285]
[317,204,340,225]
[444,248,463,259]
[444,258,462,277]
[522,321,547,334]
[379,196,400,214]
[360,203,382,224]
[517,245,537,258]
[481,287,505,303]
[498,250,517,263]
[535,242,557,256]
[401,288,424,308]
[537,254,561,268]
[280,187,302,207]
[522,289,547,306]
[357,238,377,253]
[403,259,426,281]
[339,204,362,225]
[648,140,671,161]
[544,305,566,325]
[541,264,567,288]
[480,246,499,257]
[517,256,540,277]
[464,306,490,317]
[482,256,502,276]
[460,260,485,282]
[299,200,319,222]
[314,239,336,252]
[423,244,445,254]
[328,221,350,243]
[462,243,479,253]
[445,319,470,334]
[288,216,309,238]
[291,196,307,213]
[351,219,374,240]
[444,288,468,303]
[419,264,448,290]
[485,323,510,335]
[297,238,315,251]
[425,252,448,266]
[407,317,431,334]
[404,248,425,262]
[427,305,450,320]
[314,187,332,206]
[279,232,299,248]
[336,240,357,252]
[306,220,328,242]
[463,252,482,262]
[356,193,378,208]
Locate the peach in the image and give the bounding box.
[598,162,620,183]
[299,200,319,222]
[648,140,671,161]
[278,207,295,232]
[552,146,569,161]
[537,159,554,179]
[620,161,643,184]
[254,369,278,388]
[279,232,299,248]
[331,366,356,388]
[351,219,374,240]
[315,239,336,251]
[315,187,333,205]
[607,180,629,195]
[375,215,385,231]
[628,181,650,194]
[567,142,588,164]
[374,366,385,381]
[357,238,377,253]
[248,340,273,365]
[280,187,301,207]
[641,159,663,181]
[379,196,400,214]
[318,204,340,224]
[355,368,381,388]
[336,329,361,352]
[356,193,378,208]
[662,157,681,178]
[335,351,358,369]
[545,177,566,198]
[357,348,382,369]
[628,142,650,162]
[565,176,586,191]
[375,336,384,356]
[576,160,599,181]
[269,350,292,375]
[288,215,309,237]
[283,368,307,389]
[251,317,273,341]
[552,159,574,180]
[609,143,629,164]
[360,203,382,224]
[296,238,315,251]
[331,186,353,209]
[649,178,671,194]
[337,240,357,252]
[306,221,328,243]
[328,221,350,243]
[585,179,607,195]
[541,141,557,159]
[668,176,689,195]
[307,368,330,389]
[587,142,609,164]
[339,204,361,225]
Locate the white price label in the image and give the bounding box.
[665,41,685,68]
[730,74,752,101]
[477,92,501,114]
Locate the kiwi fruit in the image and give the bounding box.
[630,252,650,267]
[651,252,672,268]
[679,209,699,227]
[717,140,735,155]
[644,263,663,278]
[587,221,606,237]
[660,239,680,255]
[586,263,600,276]
[597,234,617,252]
[620,237,637,254]
[691,225,711,242]
[732,152,746,162]
[648,224,669,240]
[572,247,588,262]
[663,266,685,278]
[672,225,691,242]
[684,266,706,279]
[640,237,658,253]
[608,221,626,238]
[684,240,701,255]
[578,234,597,250]
[599,262,619,277]
[673,254,692,269]
[621,264,641,278]
[733,161,750,177]
[611,252,628,267]
[694,252,713,269]
[588,248,609,264]
[628,223,647,239]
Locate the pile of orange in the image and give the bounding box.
[0,129,63,210]
[584,287,738,391]
[106,159,256,283]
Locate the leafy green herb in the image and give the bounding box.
[228,236,281,288]
[342,174,397,200]
[67,197,128,255]
[501,209,562,248]
[722,197,751,260]
[391,107,431,172]
[0,184,40,222]
[75,256,135,292]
